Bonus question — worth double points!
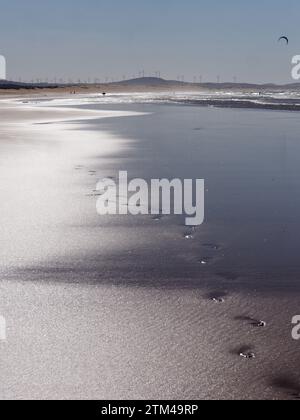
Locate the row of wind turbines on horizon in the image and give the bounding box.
[5,70,239,85]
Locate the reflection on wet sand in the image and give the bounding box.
[1,97,300,399]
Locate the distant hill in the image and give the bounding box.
[1,77,300,91]
[113,77,176,86]
[110,77,300,90]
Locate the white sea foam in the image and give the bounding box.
[15,89,300,110]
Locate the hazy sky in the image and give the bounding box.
[0,0,299,83]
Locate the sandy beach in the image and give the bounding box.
[1,95,300,400]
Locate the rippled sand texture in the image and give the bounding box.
[1,97,300,400]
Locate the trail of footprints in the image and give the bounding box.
[81,167,269,369]
[76,165,297,399]
[175,222,269,369]
[180,223,268,363]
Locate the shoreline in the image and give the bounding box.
[3,88,300,113]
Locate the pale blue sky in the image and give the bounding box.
[0,0,299,83]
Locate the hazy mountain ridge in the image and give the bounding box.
[1,77,300,91]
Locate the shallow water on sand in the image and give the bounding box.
[71,103,300,289]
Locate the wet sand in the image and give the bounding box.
[0,98,300,400]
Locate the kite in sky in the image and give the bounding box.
[278,36,289,45]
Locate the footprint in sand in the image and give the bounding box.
[240,351,256,359]
[212,297,225,303]
[235,316,267,328]
[234,346,256,360]
[256,321,267,328]
[184,226,197,240]
[199,257,213,265]
[206,291,227,303]
[199,257,213,266]
[184,233,194,240]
